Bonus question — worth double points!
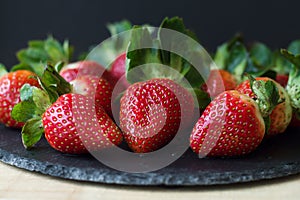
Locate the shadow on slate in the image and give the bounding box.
[1,124,300,186]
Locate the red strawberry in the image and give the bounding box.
[120,78,195,153]
[42,93,123,154]
[236,77,292,136]
[190,90,265,157]
[275,74,289,88]
[70,75,113,116]
[59,61,110,82]
[202,69,237,98]
[0,70,40,128]
[108,52,130,89]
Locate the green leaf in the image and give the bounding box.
[227,42,248,82]
[281,49,300,111]
[159,16,198,41]
[44,37,65,62]
[249,42,272,68]
[214,43,229,69]
[11,84,51,122]
[15,36,73,76]
[20,83,35,101]
[28,40,45,48]
[213,34,244,70]
[40,64,72,103]
[54,61,65,73]
[107,20,132,36]
[247,74,281,117]
[272,50,292,75]
[11,101,37,122]
[125,17,210,108]
[21,117,44,149]
[0,63,8,77]
[288,40,300,55]
[280,49,300,66]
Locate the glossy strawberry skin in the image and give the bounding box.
[70,75,113,116]
[109,52,130,89]
[236,77,292,136]
[190,90,265,157]
[42,93,123,154]
[120,78,194,153]
[0,70,40,128]
[59,61,111,83]
[202,69,237,98]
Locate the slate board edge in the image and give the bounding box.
[1,148,300,186]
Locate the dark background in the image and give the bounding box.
[1,0,299,68]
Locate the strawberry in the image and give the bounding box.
[275,74,300,127]
[280,49,300,128]
[108,52,130,89]
[275,74,289,88]
[70,75,113,116]
[202,69,237,98]
[120,78,195,153]
[0,69,40,128]
[59,61,110,82]
[10,63,123,154]
[42,93,122,154]
[236,77,292,136]
[190,90,266,157]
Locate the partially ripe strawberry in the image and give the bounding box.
[202,69,237,98]
[120,78,195,153]
[236,77,292,136]
[190,90,265,157]
[70,75,113,116]
[0,70,40,128]
[275,74,300,127]
[43,93,123,154]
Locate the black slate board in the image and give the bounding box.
[1,124,300,186]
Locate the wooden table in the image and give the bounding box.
[0,161,299,200]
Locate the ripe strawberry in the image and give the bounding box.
[42,93,123,154]
[202,69,237,98]
[108,52,130,89]
[59,61,111,82]
[0,70,40,128]
[71,75,113,116]
[120,78,195,153]
[236,77,292,136]
[190,90,265,157]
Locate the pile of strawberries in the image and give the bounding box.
[1,17,300,158]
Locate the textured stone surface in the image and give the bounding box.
[1,125,300,186]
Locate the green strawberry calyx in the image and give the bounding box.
[11,36,73,76]
[11,63,72,149]
[280,49,300,114]
[214,35,277,83]
[125,16,210,109]
[247,74,282,118]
